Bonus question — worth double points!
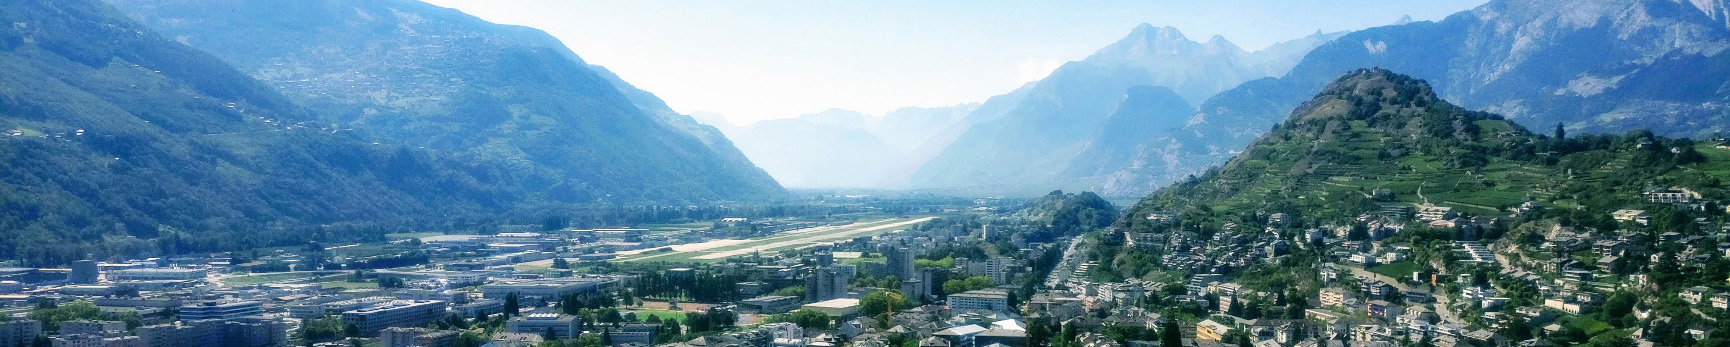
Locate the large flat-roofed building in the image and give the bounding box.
[288,297,395,319]
[739,295,801,314]
[949,290,1010,312]
[341,300,447,335]
[482,278,616,303]
[801,298,860,319]
[180,301,264,320]
[505,314,581,340]
[60,321,124,337]
[380,327,458,347]
[111,268,206,281]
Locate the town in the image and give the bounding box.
[0,184,1723,347]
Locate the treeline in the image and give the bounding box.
[632,270,741,303]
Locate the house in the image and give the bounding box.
[1197,320,1230,341]
[1367,300,1393,318]
[1646,187,1700,204]
[1611,210,1649,225]
[1682,287,1711,304]
[1711,293,1730,310]
[1417,206,1457,222]
[1320,288,1350,308]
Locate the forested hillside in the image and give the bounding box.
[106,0,785,203]
[0,0,555,265]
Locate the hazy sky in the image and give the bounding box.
[422,0,1487,124]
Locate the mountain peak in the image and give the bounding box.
[1128,24,1190,43]
[1393,14,1415,25]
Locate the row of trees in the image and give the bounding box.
[632,269,742,303]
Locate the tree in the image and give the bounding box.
[860,291,911,316]
[552,258,570,269]
[658,319,682,343]
[778,309,832,330]
[1161,320,1181,347]
[1554,122,1566,140]
[504,293,520,317]
[1027,319,1053,347]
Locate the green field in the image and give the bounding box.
[627,309,688,323]
[1370,261,1421,279]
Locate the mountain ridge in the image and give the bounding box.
[106,0,786,203]
[908,25,1346,195]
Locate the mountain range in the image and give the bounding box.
[907,26,1346,195]
[906,0,1730,197]
[0,0,787,265]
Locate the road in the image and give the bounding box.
[1045,237,1084,289]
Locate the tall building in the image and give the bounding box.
[69,260,98,284]
[341,300,447,335]
[0,318,42,347]
[812,247,834,267]
[804,266,853,302]
[880,245,914,280]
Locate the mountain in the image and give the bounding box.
[0,0,548,265]
[105,0,784,203]
[1198,0,1730,143]
[1121,68,1727,232]
[700,104,977,188]
[909,26,1345,195]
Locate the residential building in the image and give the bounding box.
[1320,288,1350,308]
[805,266,853,302]
[0,318,40,347]
[949,290,1010,312]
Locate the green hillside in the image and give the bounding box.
[1121,68,1727,231]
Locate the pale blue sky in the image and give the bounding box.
[422,0,1487,124]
